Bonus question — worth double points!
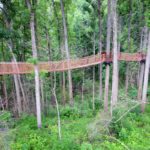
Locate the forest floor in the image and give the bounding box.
[0,88,150,150]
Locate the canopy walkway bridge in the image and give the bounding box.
[0,52,146,75]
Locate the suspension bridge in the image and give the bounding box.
[0,52,146,75]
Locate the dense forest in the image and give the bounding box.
[0,0,150,149]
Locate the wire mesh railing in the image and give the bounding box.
[0,52,146,75]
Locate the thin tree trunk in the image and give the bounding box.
[60,41,66,105]
[12,33,28,113]
[125,0,132,94]
[52,0,61,51]
[8,40,22,115]
[45,28,51,113]
[117,18,121,88]
[31,16,41,128]
[137,27,148,101]
[143,27,148,51]
[81,70,85,103]
[60,0,73,106]
[104,0,112,112]
[98,0,103,100]
[117,17,121,52]
[3,11,23,115]
[4,6,26,116]
[52,0,66,105]
[22,77,29,112]
[125,64,129,93]
[92,66,95,110]
[34,65,42,128]
[53,72,62,140]
[45,28,53,89]
[62,72,66,105]
[2,77,8,109]
[140,28,144,51]
[141,31,150,112]
[92,33,96,110]
[1,40,8,110]
[111,0,118,115]
[40,78,44,112]
[19,77,27,112]
[61,42,66,105]
[26,0,42,128]
[13,74,22,115]
[138,64,145,101]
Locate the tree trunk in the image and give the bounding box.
[53,72,62,140]
[117,17,121,52]
[62,72,66,105]
[60,0,73,106]
[92,33,96,110]
[2,8,23,116]
[45,28,53,90]
[104,0,112,112]
[143,27,149,51]
[81,70,85,103]
[125,64,129,94]
[138,63,145,101]
[26,0,42,128]
[40,78,44,112]
[52,0,66,105]
[8,39,22,115]
[61,40,66,105]
[19,77,27,112]
[111,0,118,115]
[34,64,42,128]
[138,27,148,101]
[141,31,150,112]
[8,14,28,115]
[98,0,103,101]
[1,40,8,110]
[2,77,8,110]
[125,0,132,94]
[60,42,66,105]
[13,74,22,115]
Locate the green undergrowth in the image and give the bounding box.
[9,104,150,150]
[99,106,150,150]
[1,87,150,150]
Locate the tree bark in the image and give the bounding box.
[60,0,73,106]
[8,37,23,116]
[53,72,62,140]
[60,40,66,105]
[125,0,132,94]
[40,78,44,112]
[81,70,85,103]
[45,28,53,89]
[111,0,118,115]
[138,63,145,101]
[98,0,103,101]
[1,40,8,110]
[137,27,148,101]
[117,17,121,52]
[141,31,150,112]
[1,76,8,110]
[26,0,42,128]
[92,33,96,110]
[2,6,24,116]
[52,0,66,105]
[104,0,112,112]
[62,71,66,105]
